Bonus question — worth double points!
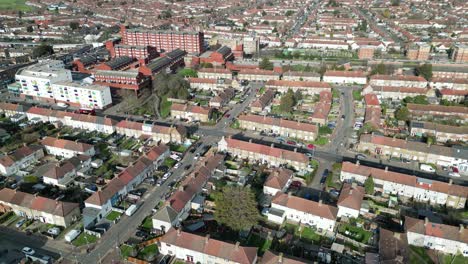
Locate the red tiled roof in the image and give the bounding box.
[324,70,367,78]
[238,114,318,134]
[41,137,93,153]
[171,103,212,115]
[0,188,78,217]
[266,80,330,89]
[264,168,293,190]
[405,217,468,243]
[337,183,365,211]
[370,74,426,82]
[160,229,258,264]
[261,251,306,264]
[224,138,308,164]
[272,193,338,220]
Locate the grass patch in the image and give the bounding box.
[332,89,340,98]
[246,233,271,256]
[353,90,363,101]
[169,144,188,153]
[0,0,32,11]
[105,211,121,221]
[120,244,135,259]
[159,96,172,118]
[313,136,329,145]
[443,254,468,264]
[0,211,14,224]
[299,227,321,244]
[338,223,372,244]
[409,246,434,264]
[140,217,153,230]
[137,244,158,259]
[72,233,98,247]
[163,158,177,168]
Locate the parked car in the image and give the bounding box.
[307,144,315,149]
[289,181,302,189]
[174,163,181,169]
[286,140,296,145]
[356,154,367,160]
[65,229,81,242]
[449,172,460,177]
[420,164,435,173]
[15,219,26,228]
[47,227,61,236]
[22,247,35,255]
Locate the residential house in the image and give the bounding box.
[0,145,44,176]
[358,134,468,170]
[0,188,80,227]
[251,89,275,113]
[265,80,330,95]
[362,85,433,100]
[282,71,321,82]
[430,78,468,90]
[152,154,224,232]
[218,137,309,171]
[340,162,468,209]
[116,120,185,143]
[337,183,365,219]
[378,228,408,263]
[407,104,468,122]
[209,88,235,108]
[159,229,258,264]
[238,114,318,141]
[263,168,294,196]
[83,144,169,227]
[323,71,367,85]
[405,217,468,256]
[369,75,427,88]
[41,137,95,158]
[197,68,232,79]
[171,103,212,122]
[310,90,332,125]
[42,155,91,188]
[438,89,468,103]
[189,78,232,91]
[267,193,338,232]
[410,121,468,143]
[261,251,307,264]
[238,69,281,82]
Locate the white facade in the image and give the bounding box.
[323,75,367,84]
[51,82,112,109]
[337,206,360,219]
[407,230,468,256]
[44,145,95,159]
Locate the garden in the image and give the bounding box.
[338,223,373,244]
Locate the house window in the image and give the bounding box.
[186,255,194,262]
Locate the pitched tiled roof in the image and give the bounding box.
[342,162,468,198]
[224,138,309,164]
[171,103,212,115]
[324,70,367,78]
[0,188,78,217]
[264,168,293,190]
[272,193,338,220]
[266,80,330,89]
[370,74,426,82]
[160,229,258,264]
[405,217,468,243]
[337,183,365,211]
[239,114,318,134]
[261,251,307,264]
[41,137,93,153]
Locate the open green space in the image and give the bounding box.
[140,216,153,230]
[443,254,467,264]
[137,244,158,260]
[120,244,135,259]
[409,246,433,264]
[299,226,321,244]
[0,0,32,11]
[163,158,177,167]
[159,96,172,118]
[169,144,188,153]
[312,136,329,145]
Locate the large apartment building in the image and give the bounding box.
[14,60,112,109]
[121,26,204,54]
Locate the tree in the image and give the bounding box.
[415,63,432,81]
[382,9,391,18]
[294,90,303,102]
[391,0,400,6]
[285,10,294,17]
[26,25,34,32]
[371,62,386,75]
[259,58,274,70]
[32,43,54,58]
[279,89,296,113]
[364,176,374,194]
[403,95,428,105]
[69,21,80,30]
[395,106,409,121]
[214,186,259,231]
[304,64,312,72]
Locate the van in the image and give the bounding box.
[64,229,81,242]
[420,164,436,173]
[125,203,140,216]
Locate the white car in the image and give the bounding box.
[174,163,181,169]
[449,172,460,177]
[56,102,69,108]
[162,172,171,180]
[22,247,35,255]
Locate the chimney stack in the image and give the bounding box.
[271,143,274,148]
[424,217,429,226]
[449,179,453,185]
[177,228,181,236]
[235,241,240,250]
[393,232,401,240]
[278,253,283,263]
[294,148,297,152]
[319,199,323,206]
[249,139,252,143]
[460,224,464,233]
[288,192,292,198]
[385,166,388,172]
[205,234,210,244]
[356,160,360,166]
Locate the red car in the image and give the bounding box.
[224,114,231,118]
[307,144,315,149]
[287,141,296,145]
[77,109,96,115]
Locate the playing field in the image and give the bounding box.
[0,0,32,11]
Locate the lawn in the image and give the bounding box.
[332,89,340,98]
[352,90,363,101]
[299,227,321,244]
[0,0,32,11]
[0,211,14,224]
[312,136,329,145]
[246,233,271,256]
[443,254,467,264]
[159,96,172,118]
[105,211,121,221]
[170,144,188,153]
[338,223,372,244]
[137,244,158,259]
[72,233,98,247]
[140,216,153,230]
[163,158,177,167]
[120,244,135,259]
[409,246,433,264]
